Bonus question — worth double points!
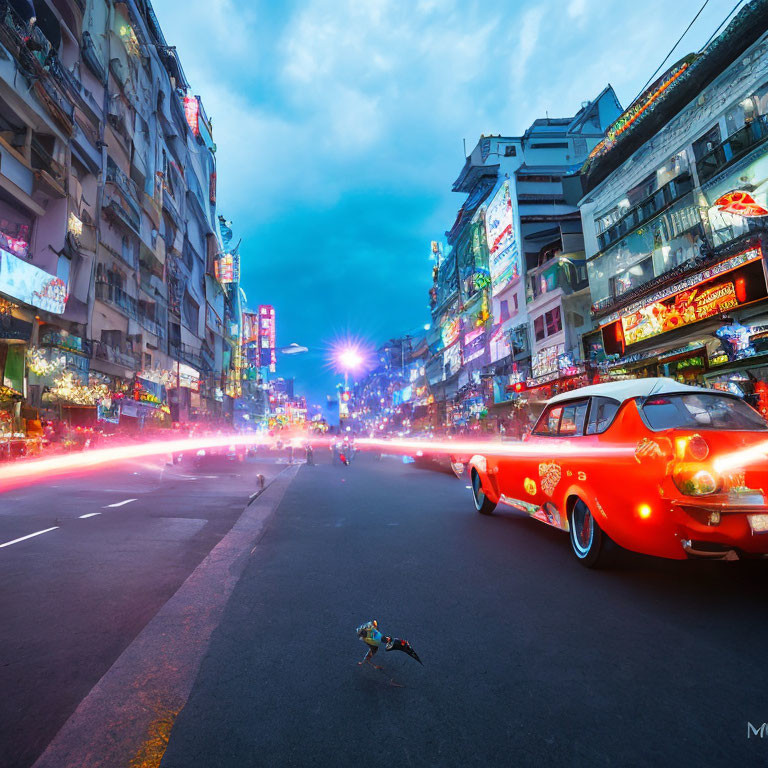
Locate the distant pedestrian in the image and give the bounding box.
[306,445,314,465]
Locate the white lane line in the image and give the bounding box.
[0,526,59,548]
[104,498,137,508]
[79,512,101,519]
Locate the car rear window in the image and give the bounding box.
[585,397,621,435]
[641,393,768,431]
[533,405,563,436]
[559,401,588,435]
[533,401,589,436]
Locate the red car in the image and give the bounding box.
[468,378,768,567]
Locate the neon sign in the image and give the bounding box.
[713,190,768,218]
[183,96,200,136]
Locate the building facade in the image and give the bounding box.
[425,88,621,431]
[0,0,243,444]
[573,1,768,412]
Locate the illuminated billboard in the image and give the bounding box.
[0,248,67,314]
[484,180,520,296]
[183,96,200,136]
[215,253,235,284]
[259,304,276,372]
[441,316,461,347]
[601,248,768,355]
[241,312,260,368]
[463,327,485,363]
[704,151,768,248]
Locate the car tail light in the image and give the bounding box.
[687,434,709,461]
[672,464,721,496]
[675,434,710,461]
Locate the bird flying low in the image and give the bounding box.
[356,620,422,668]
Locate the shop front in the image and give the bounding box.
[598,242,768,402]
[524,343,589,410]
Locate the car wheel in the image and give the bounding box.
[568,499,607,568]
[471,469,496,515]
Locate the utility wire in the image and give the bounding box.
[698,0,747,54]
[636,0,712,96]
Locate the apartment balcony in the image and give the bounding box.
[95,281,138,317]
[201,343,215,372]
[31,137,66,197]
[596,172,695,252]
[169,340,203,370]
[47,55,83,106]
[696,115,768,185]
[527,263,588,305]
[105,158,141,231]
[90,340,137,370]
[139,316,166,340]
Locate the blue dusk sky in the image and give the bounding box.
[153,0,741,408]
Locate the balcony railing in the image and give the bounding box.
[527,264,588,302]
[96,281,166,338]
[696,115,768,184]
[31,137,66,187]
[596,172,694,252]
[169,341,203,370]
[90,340,137,369]
[106,158,140,220]
[96,281,137,317]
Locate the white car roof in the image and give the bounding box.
[547,377,708,406]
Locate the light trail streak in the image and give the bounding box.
[353,437,635,460]
[713,439,768,473]
[0,432,635,496]
[0,434,269,494]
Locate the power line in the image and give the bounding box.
[636,0,712,96]
[699,0,747,54]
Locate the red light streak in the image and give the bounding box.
[713,439,768,473]
[0,434,637,495]
[0,434,270,494]
[352,437,634,460]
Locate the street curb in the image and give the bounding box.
[31,464,301,768]
[248,463,294,504]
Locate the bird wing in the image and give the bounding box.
[385,638,422,664]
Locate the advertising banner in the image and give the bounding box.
[242,312,259,344]
[214,253,236,284]
[441,316,461,347]
[463,327,485,364]
[484,180,520,296]
[0,248,67,314]
[258,304,276,372]
[601,250,768,355]
[704,144,768,248]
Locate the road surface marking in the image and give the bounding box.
[79,513,101,519]
[104,498,137,508]
[0,526,59,548]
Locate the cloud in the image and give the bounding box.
[567,0,589,20]
[513,6,546,87]
[150,0,740,405]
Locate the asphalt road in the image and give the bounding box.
[3,449,768,767]
[157,452,768,768]
[0,453,281,768]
